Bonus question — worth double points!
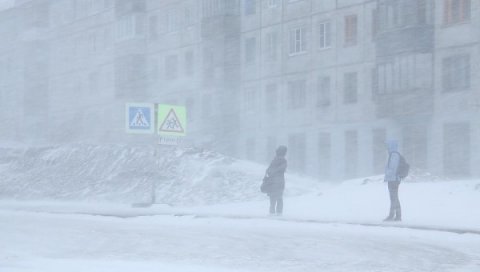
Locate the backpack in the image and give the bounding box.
[260,175,274,194]
[391,152,410,179]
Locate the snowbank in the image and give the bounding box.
[0,144,317,205]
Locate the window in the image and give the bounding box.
[287,80,306,109]
[167,9,179,32]
[444,0,470,25]
[150,58,159,83]
[245,37,256,63]
[345,130,358,178]
[245,0,256,15]
[266,32,278,61]
[265,84,277,113]
[344,72,358,104]
[88,71,99,94]
[116,15,138,41]
[372,9,378,37]
[185,51,194,76]
[288,133,306,172]
[268,0,279,8]
[375,53,432,94]
[203,0,223,17]
[345,15,358,47]
[202,94,212,119]
[203,48,214,82]
[186,98,195,121]
[184,7,194,26]
[246,138,256,161]
[88,32,98,52]
[317,76,331,107]
[443,123,470,177]
[318,21,331,49]
[404,126,428,170]
[376,1,428,32]
[149,16,158,40]
[75,0,106,18]
[165,55,178,79]
[372,128,387,174]
[265,136,277,163]
[442,54,470,92]
[318,132,331,179]
[245,89,257,111]
[289,27,307,55]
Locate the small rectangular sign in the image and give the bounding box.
[158,136,183,146]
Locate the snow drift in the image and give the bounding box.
[0,144,316,205]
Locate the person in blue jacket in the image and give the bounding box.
[384,140,402,221]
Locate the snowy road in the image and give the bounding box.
[1,209,480,272]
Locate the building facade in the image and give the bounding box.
[0,0,478,180]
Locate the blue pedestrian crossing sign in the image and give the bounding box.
[125,103,155,134]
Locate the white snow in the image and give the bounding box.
[0,145,317,204]
[1,209,479,272]
[1,145,480,271]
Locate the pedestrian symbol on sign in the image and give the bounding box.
[125,103,155,134]
[130,109,150,128]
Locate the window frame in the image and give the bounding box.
[289,27,307,56]
[244,0,256,16]
[442,54,470,93]
[343,72,358,104]
[266,31,278,61]
[287,80,307,109]
[443,0,471,26]
[318,21,332,50]
[344,14,358,47]
[245,37,257,63]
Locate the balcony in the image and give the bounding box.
[201,15,240,39]
[374,91,433,120]
[375,25,434,57]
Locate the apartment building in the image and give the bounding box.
[431,0,480,177]
[237,0,480,180]
[0,0,50,143]
[238,0,379,179]
[0,0,478,179]
[47,0,117,142]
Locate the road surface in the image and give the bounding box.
[1,208,479,272]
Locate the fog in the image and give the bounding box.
[1,1,480,271]
[0,0,478,180]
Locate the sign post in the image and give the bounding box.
[127,103,187,208]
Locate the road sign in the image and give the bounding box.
[157,104,186,136]
[125,103,155,134]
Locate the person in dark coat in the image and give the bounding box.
[265,145,287,215]
[383,140,402,221]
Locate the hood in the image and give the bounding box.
[386,140,398,153]
[275,145,287,157]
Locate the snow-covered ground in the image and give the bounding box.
[1,145,480,271]
[2,177,478,232]
[0,144,317,204]
[2,207,480,272]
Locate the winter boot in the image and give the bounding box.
[383,215,394,222]
[394,209,402,221]
[383,208,395,221]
